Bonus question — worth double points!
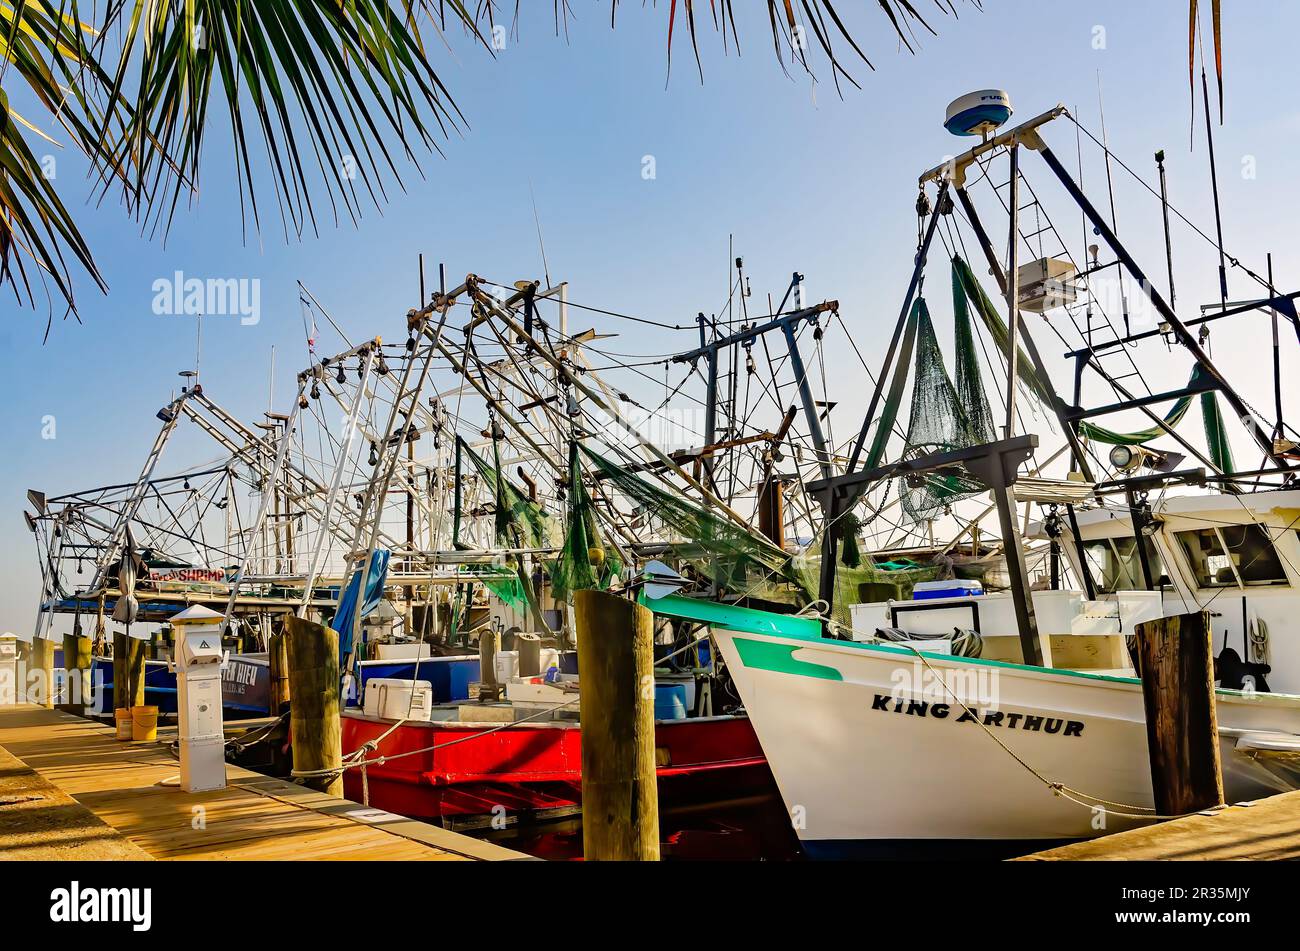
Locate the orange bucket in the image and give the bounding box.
[114,708,133,741]
[130,705,159,742]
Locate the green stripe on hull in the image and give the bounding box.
[732,637,844,681]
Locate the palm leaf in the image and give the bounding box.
[1212,0,1222,121]
[633,0,976,87]
[0,0,976,325]
[1189,0,1225,123]
[91,1,483,241]
[0,2,112,326]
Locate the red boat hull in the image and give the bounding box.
[340,712,776,824]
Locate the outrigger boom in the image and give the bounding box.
[918,103,1067,186]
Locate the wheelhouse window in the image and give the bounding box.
[1176,524,1288,588]
[1081,536,1163,593]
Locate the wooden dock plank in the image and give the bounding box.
[0,705,525,862]
[0,743,152,861]
[1020,792,1300,860]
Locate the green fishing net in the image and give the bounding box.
[456,435,558,631]
[788,533,943,627]
[1201,378,1236,473]
[952,255,1056,406]
[898,295,995,522]
[457,435,559,550]
[474,565,526,609]
[550,442,624,600]
[578,443,799,597]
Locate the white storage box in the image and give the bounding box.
[376,642,434,660]
[494,648,561,683]
[363,677,434,721]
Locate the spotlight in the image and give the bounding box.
[1108,444,1186,474]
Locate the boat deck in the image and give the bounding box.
[1019,792,1300,860]
[0,705,527,861]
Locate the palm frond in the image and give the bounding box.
[0,0,978,326]
[0,1,110,324]
[92,0,483,242]
[608,0,979,91]
[1189,0,1224,123]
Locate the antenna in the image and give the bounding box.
[528,181,552,288]
[1096,71,1130,335]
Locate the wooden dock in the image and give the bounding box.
[1020,792,1300,860]
[0,705,527,861]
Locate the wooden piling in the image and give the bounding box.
[517,632,541,678]
[574,589,659,861]
[28,639,54,709]
[60,634,92,716]
[268,623,292,718]
[112,633,146,713]
[1135,610,1224,817]
[284,615,343,796]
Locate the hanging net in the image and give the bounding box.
[456,435,559,631]
[952,263,999,447]
[1201,380,1236,473]
[457,435,559,550]
[474,565,526,609]
[952,255,1056,407]
[897,294,997,522]
[550,442,624,600]
[577,443,800,598]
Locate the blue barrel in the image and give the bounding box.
[654,683,688,721]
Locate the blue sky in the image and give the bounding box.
[5,1,1300,636]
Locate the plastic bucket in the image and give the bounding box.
[653,683,688,721]
[130,705,159,742]
[114,708,133,741]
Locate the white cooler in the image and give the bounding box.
[363,677,434,721]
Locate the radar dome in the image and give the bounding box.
[944,90,1013,138]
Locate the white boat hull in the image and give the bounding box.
[712,630,1300,857]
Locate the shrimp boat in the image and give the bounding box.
[339,706,769,829]
[638,91,1300,857]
